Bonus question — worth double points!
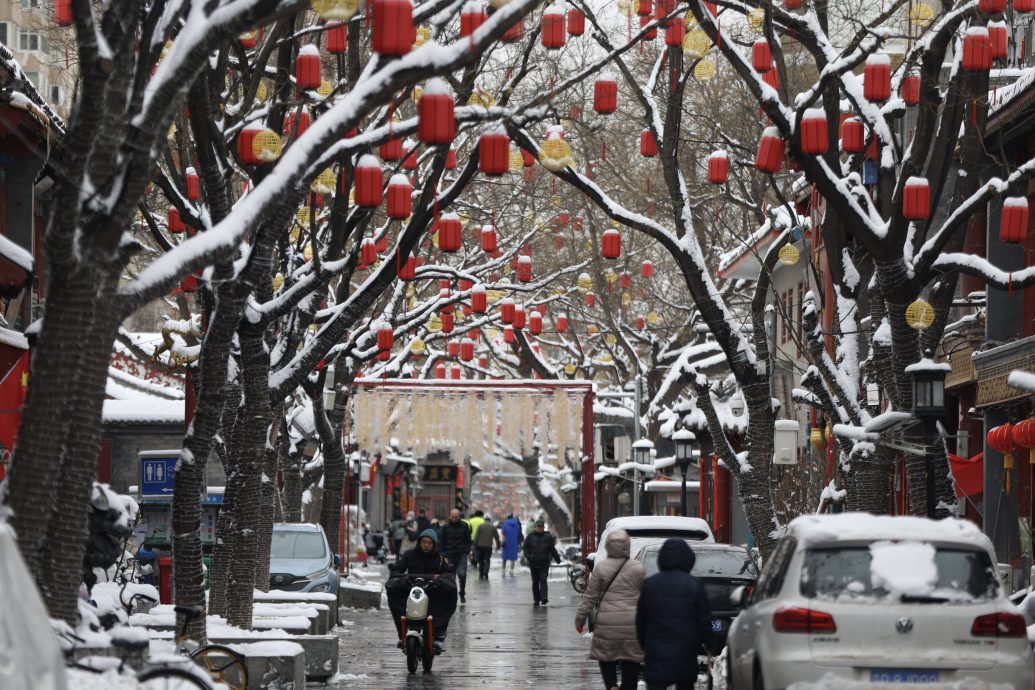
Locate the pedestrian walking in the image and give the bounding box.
[500,514,523,575]
[439,509,472,603]
[417,508,431,534]
[636,539,713,690]
[390,518,406,562]
[522,519,561,605]
[574,530,645,690]
[473,514,500,579]
[467,510,485,566]
[400,511,420,555]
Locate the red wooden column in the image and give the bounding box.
[581,389,596,557]
[712,456,731,544]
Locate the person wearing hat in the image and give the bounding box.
[388,528,458,653]
[522,519,561,606]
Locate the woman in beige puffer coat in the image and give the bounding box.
[575,530,645,690]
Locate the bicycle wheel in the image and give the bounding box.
[137,666,210,690]
[190,644,248,690]
[405,636,420,674]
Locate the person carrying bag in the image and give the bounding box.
[575,530,646,690]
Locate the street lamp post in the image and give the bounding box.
[672,429,699,517]
[909,361,948,519]
[631,439,653,516]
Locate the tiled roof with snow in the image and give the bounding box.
[102,399,184,425]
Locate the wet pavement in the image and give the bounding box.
[325,562,722,689]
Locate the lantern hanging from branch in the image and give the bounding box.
[479,126,510,175]
[252,128,283,162]
[312,0,361,20]
[542,4,567,49]
[529,312,543,335]
[900,74,920,106]
[540,127,575,171]
[799,108,828,155]
[185,167,200,201]
[585,291,597,307]
[1000,197,1029,243]
[755,126,784,173]
[778,244,799,265]
[902,176,931,220]
[372,0,415,56]
[167,208,185,234]
[471,285,487,313]
[707,151,729,184]
[418,78,456,145]
[840,117,864,153]
[988,21,1008,60]
[602,229,622,259]
[437,212,463,252]
[665,18,685,46]
[502,17,525,42]
[864,52,891,102]
[978,0,1006,12]
[963,28,992,71]
[556,314,569,332]
[284,109,312,138]
[295,45,322,89]
[752,40,772,72]
[386,174,412,219]
[354,155,384,207]
[640,129,658,157]
[460,1,488,37]
[480,225,497,253]
[1011,419,1035,465]
[500,299,516,324]
[311,168,336,196]
[568,7,586,35]
[905,298,935,330]
[513,305,526,330]
[594,74,618,114]
[325,21,348,53]
[54,0,73,26]
[517,255,533,282]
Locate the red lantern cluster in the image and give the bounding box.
[902,177,931,220]
[295,44,322,90]
[1000,197,1030,243]
[372,0,415,56]
[840,116,864,153]
[864,52,891,102]
[387,174,412,219]
[325,22,347,54]
[602,229,621,259]
[641,129,658,157]
[594,74,618,114]
[752,40,772,72]
[707,151,729,184]
[418,78,455,145]
[755,126,784,173]
[542,5,567,49]
[963,28,992,71]
[479,127,510,176]
[900,74,920,106]
[460,2,488,38]
[355,155,384,207]
[437,213,462,252]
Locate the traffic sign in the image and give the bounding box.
[139,450,178,499]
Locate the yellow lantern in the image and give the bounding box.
[552,287,567,297]
[550,197,563,208]
[682,29,711,59]
[487,328,500,340]
[646,311,660,325]
[317,80,334,98]
[410,338,426,356]
[167,123,177,140]
[273,273,285,291]
[414,26,432,48]
[311,0,360,21]
[694,59,716,81]
[252,128,282,162]
[588,324,600,335]
[905,299,935,330]
[617,0,637,16]
[487,289,504,304]
[256,80,269,102]
[809,427,825,450]
[303,244,314,261]
[564,363,577,376]
[778,244,800,265]
[621,292,632,307]
[605,333,617,346]
[909,1,935,28]
[289,226,301,243]
[296,206,311,227]
[748,7,765,32]
[468,90,496,108]
[428,314,443,332]
[604,269,618,284]
[310,168,336,195]
[411,86,423,105]
[577,272,593,293]
[539,133,575,172]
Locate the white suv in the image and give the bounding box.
[726,513,1034,689]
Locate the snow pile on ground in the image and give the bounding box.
[66,668,147,689]
[342,578,382,593]
[789,676,1013,689]
[869,541,937,598]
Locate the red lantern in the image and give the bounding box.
[459,278,474,292]
[435,362,447,379]
[784,0,802,8]
[447,340,461,358]
[501,299,516,323]
[641,260,653,278]
[460,339,475,361]
[471,285,487,313]
[361,238,378,266]
[401,144,418,171]
[864,53,891,102]
[585,291,596,307]
[355,156,384,207]
[418,78,455,145]
[380,135,403,162]
[979,0,1006,11]
[762,64,780,91]
[963,28,992,71]
[655,0,675,20]
[500,326,514,344]
[641,129,658,157]
[619,273,632,290]
[481,225,498,253]
[639,14,658,39]
[707,151,729,184]
[638,0,652,15]
[602,229,621,259]
[900,74,920,106]
[800,108,828,155]
[1017,0,1035,12]
[284,109,311,138]
[437,213,462,252]
[461,2,488,38]
[513,305,526,330]
[295,45,322,90]
[450,364,462,380]
[594,74,618,114]
[167,208,185,234]
[502,18,525,42]
[752,40,772,72]
[636,317,646,330]
[237,123,263,165]
[840,117,864,153]
[377,323,394,351]
[542,5,567,49]
[556,314,568,332]
[755,126,784,173]
[479,127,510,176]
[529,312,543,335]
[517,255,533,282]
[184,167,200,202]
[325,21,347,54]
[240,30,260,49]
[387,174,412,219]
[54,0,73,25]
[440,310,455,333]
[1012,419,1035,464]
[988,423,1018,493]
[1000,197,1030,243]
[376,235,388,252]
[372,0,415,56]
[664,18,684,46]
[989,21,1008,60]
[902,177,931,220]
[567,8,585,35]
[397,254,419,280]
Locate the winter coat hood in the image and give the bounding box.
[419,528,439,546]
[604,529,631,559]
[657,538,695,572]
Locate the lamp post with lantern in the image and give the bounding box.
[907,359,948,519]
[631,439,653,516]
[672,429,700,517]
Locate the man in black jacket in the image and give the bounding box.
[522,519,561,606]
[438,509,472,603]
[636,539,713,690]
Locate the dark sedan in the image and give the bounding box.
[635,541,758,653]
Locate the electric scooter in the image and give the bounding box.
[399,577,438,674]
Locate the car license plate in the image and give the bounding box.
[710,619,722,632]
[869,669,939,683]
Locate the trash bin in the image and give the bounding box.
[136,547,157,586]
[158,556,173,604]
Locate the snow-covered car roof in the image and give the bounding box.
[602,515,715,536]
[785,513,992,551]
[273,522,326,533]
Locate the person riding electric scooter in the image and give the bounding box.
[387,529,458,656]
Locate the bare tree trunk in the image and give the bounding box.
[281,429,304,522]
[516,451,572,539]
[254,415,283,593]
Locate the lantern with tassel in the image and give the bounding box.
[542,4,567,49]
[386,174,412,219]
[988,424,1018,494]
[1000,197,1029,243]
[707,151,729,184]
[295,45,322,89]
[354,155,384,207]
[755,126,784,173]
[799,108,828,155]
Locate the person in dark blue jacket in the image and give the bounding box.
[635,539,713,690]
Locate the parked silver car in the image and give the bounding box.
[269,523,340,595]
